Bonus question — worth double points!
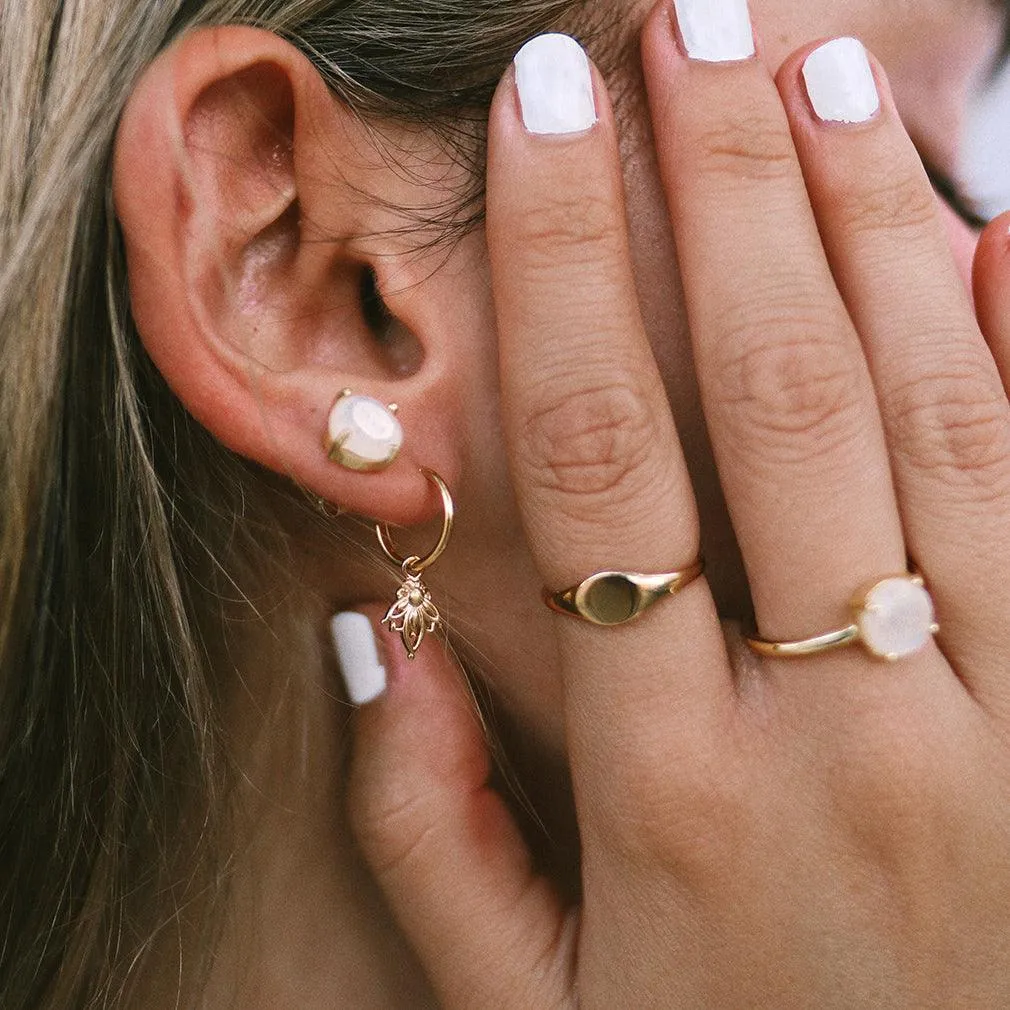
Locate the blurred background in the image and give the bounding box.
[965,63,1010,218]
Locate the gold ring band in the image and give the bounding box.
[745,573,939,662]
[545,558,705,627]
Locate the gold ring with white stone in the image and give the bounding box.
[745,573,939,662]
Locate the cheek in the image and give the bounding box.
[619,127,694,400]
[620,138,722,509]
[751,0,1000,72]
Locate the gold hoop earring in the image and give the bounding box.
[376,468,454,659]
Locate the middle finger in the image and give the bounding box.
[486,34,730,747]
[642,0,907,642]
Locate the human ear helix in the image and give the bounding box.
[376,469,454,659]
[325,389,403,472]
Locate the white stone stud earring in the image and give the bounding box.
[325,389,404,472]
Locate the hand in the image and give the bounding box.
[345,6,1010,1007]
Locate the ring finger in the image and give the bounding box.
[775,39,1010,691]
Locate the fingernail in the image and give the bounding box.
[514,33,597,135]
[803,38,880,124]
[331,612,387,705]
[672,0,755,63]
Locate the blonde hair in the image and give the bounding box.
[0,0,578,1005]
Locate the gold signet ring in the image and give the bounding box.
[545,559,705,627]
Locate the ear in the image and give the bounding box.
[113,26,470,524]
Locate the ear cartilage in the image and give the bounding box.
[325,390,403,471]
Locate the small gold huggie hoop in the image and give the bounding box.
[376,469,454,659]
[375,468,454,574]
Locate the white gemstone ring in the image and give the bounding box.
[745,574,939,662]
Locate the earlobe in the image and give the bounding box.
[112,26,465,526]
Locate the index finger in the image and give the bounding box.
[486,34,731,772]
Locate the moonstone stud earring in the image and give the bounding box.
[325,389,403,472]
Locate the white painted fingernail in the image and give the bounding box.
[672,0,755,63]
[803,38,880,124]
[331,612,387,705]
[514,33,597,135]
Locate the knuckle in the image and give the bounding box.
[835,167,937,238]
[888,354,1010,498]
[517,379,659,510]
[692,113,797,183]
[709,313,866,465]
[592,734,750,876]
[515,189,623,269]
[830,698,955,843]
[615,774,752,879]
[350,786,437,882]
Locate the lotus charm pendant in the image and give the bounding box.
[374,470,454,660]
[382,566,441,660]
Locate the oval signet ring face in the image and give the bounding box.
[579,573,646,625]
[545,561,705,627]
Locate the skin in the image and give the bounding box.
[111,0,1010,1004]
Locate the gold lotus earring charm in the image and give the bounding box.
[376,469,454,659]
